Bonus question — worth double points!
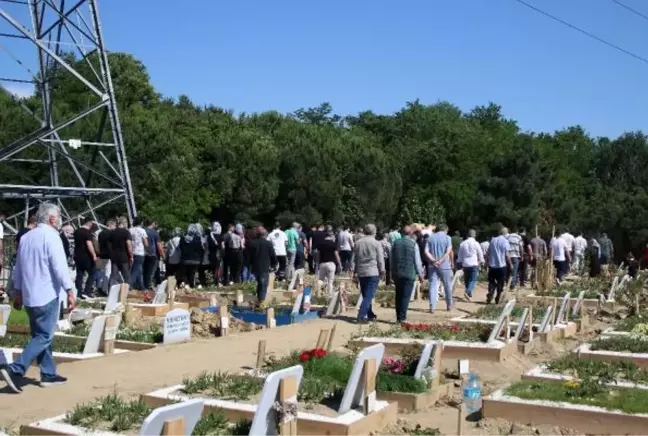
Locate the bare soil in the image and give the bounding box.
[0,280,614,436]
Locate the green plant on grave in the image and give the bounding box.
[7,307,28,327]
[0,333,84,353]
[590,335,648,354]
[471,304,547,321]
[181,372,264,401]
[544,355,648,386]
[616,313,648,332]
[617,277,648,316]
[505,380,648,414]
[67,322,163,344]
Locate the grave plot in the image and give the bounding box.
[521,355,648,389]
[575,334,648,368]
[256,339,451,413]
[0,314,129,365]
[484,359,648,435]
[127,279,190,317]
[523,276,620,311]
[24,367,304,436]
[143,344,398,435]
[601,312,648,337]
[451,293,587,343]
[348,300,522,362]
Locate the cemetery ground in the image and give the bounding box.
[0,280,617,435]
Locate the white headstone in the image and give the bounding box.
[163,308,191,345]
[555,293,571,325]
[83,316,106,354]
[608,276,619,301]
[458,359,470,376]
[538,305,553,333]
[338,343,385,414]
[571,291,585,317]
[291,293,304,315]
[413,341,438,379]
[302,287,311,313]
[139,398,204,436]
[410,281,420,302]
[513,308,529,341]
[451,269,464,292]
[325,292,340,316]
[152,280,168,305]
[249,365,304,436]
[486,299,516,343]
[0,304,10,337]
[105,284,123,312]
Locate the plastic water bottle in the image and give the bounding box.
[462,372,482,416]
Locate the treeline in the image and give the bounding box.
[1,52,648,258]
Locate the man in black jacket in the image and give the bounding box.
[247,226,277,304]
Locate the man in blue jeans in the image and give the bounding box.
[390,226,425,322]
[457,229,485,301]
[1,202,75,392]
[353,224,385,323]
[247,227,277,304]
[425,224,454,312]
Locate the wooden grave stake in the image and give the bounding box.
[256,340,267,369]
[635,294,640,315]
[362,358,377,415]
[266,308,275,328]
[315,329,329,349]
[100,315,117,355]
[162,417,185,436]
[457,404,465,435]
[527,305,534,342]
[219,304,229,336]
[326,324,337,352]
[431,343,444,390]
[268,272,275,295]
[278,376,298,436]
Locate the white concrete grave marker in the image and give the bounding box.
[451,269,464,292]
[0,304,10,337]
[571,291,585,317]
[301,286,311,313]
[459,359,470,376]
[291,292,304,315]
[608,276,619,301]
[152,280,168,305]
[619,274,631,292]
[139,398,204,436]
[513,307,529,341]
[163,308,191,345]
[325,292,339,316]
[538,305,554,333]
[338,343,385,414]
[105,284,122,312]
[555,293,571,325]
[83,316,106,354]
[486,299,516,343]
[413,341,439,379]
[249,365,304,436]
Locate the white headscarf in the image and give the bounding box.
[211,221,222,235]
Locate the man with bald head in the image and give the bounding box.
[391,225,424,323]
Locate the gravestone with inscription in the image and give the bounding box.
[83,316,106,354]
[105,284,122,312]
[163,308,191,345]
[339,343,385,414]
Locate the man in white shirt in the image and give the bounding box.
[267,223,288,280]
[338,226,354,272]
[129,218,149,290]
[573,232,588,274]
[560,229,575,267]
[457,229,484,300]
[551,236,570,283]
[506,228,523,290]
[1,202,75,393]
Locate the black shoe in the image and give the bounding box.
[40,374,67,387]
[0,366,22,393]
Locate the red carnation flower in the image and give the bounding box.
[312,348,327,358]
[299,351,311,361]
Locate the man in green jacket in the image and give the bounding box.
[391,225,425,323]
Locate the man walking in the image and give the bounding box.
[506,227,523,291]
[247,226,277,305]
[108,216,132,286]
[338,226,354,272]
[268,223,287,280]
[518,228,532,287]
[74,217,98,299]
[560,228,575,267]
[425,224,454,312]
[97,219,115,296]
[391,226,424,323]
[285,223,300,282]
[573,231,588,273]
[486,227,512,304]
[598,233,614,273]
[1,202,75,392]
[457,229,484,301]
[129,217,148,290]
[530,232,547,285]
[353,224,385,323]
[143,218,162,290]
[551,235,570,283]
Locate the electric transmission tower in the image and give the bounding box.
[0,0,136,234]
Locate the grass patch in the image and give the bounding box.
[616,314,648,332]
[535,278,609,299]
[545,355,648,385]
[65,393,250,435]
[181,372,264,401]
[590,336,648,353]
[505,380,648,414]
[0,333,84,353]
[7,307,28,327]
[67,322,163,344]
[354,322,491,342]
[471,304,547,320]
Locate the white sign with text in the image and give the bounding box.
[163,308,191,345]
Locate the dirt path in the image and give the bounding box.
[0,281,605,435]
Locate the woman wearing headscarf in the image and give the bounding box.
[179,223,204,288]
[199,224,210,287]
[207,222,223,286]
[165,227,182,280]
[243,227,257,282]
[588,236,601,278]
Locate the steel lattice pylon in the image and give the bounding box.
[0,0,136,234]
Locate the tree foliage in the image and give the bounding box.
[1,52,647,258]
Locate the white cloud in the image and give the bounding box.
[2,82,35,99]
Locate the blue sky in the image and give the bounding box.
[2,0,648,138]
